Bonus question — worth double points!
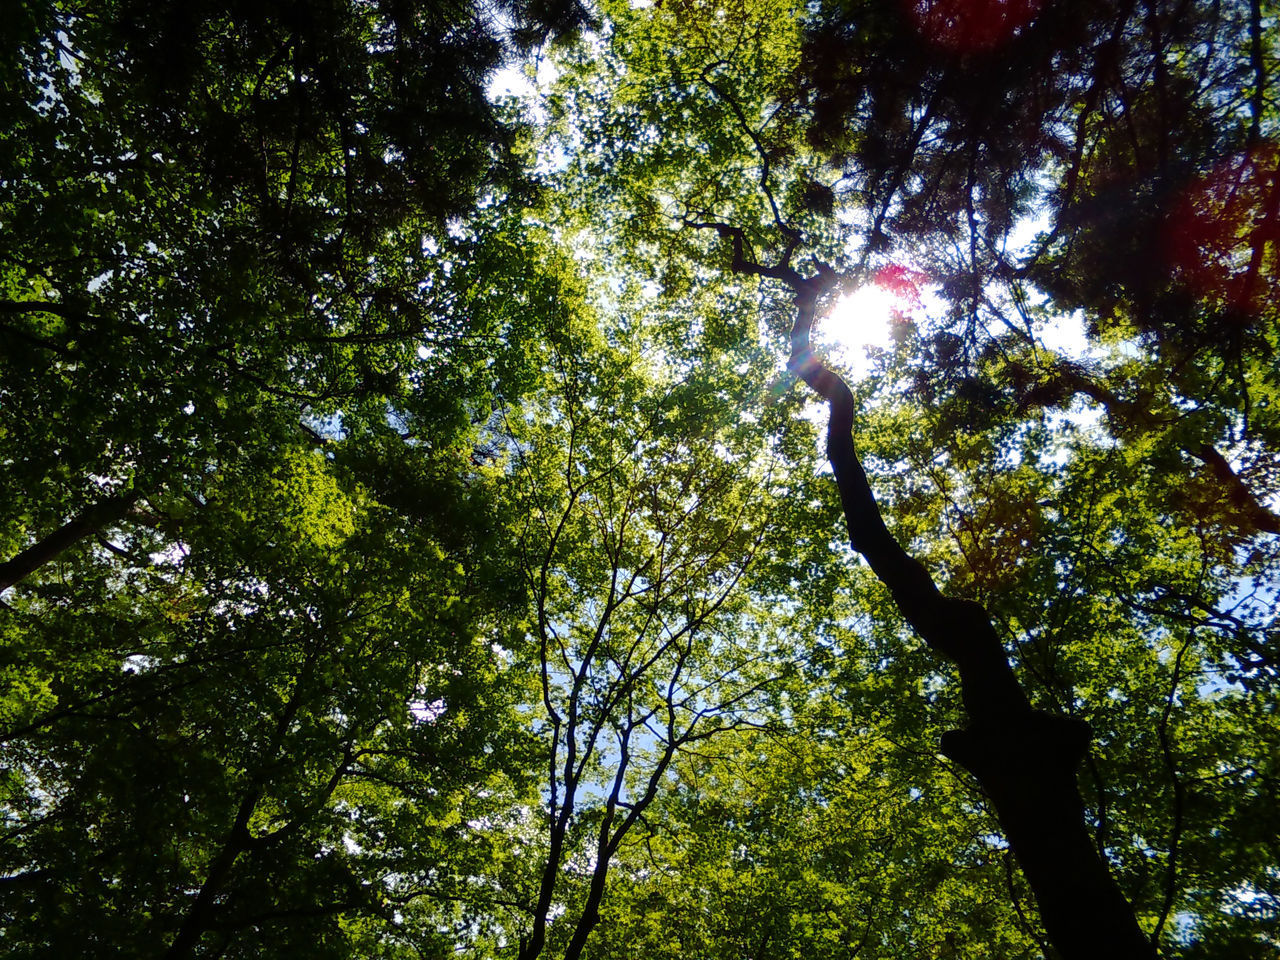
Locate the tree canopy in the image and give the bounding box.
[1,0,1278,958]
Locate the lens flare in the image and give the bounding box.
[907,0,1042,52]
[1165,144,1280,316]
[820,265,926,378]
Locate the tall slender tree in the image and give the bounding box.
[531,0,1280,956]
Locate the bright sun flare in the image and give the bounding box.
[823,285,898,350]
[819,289,904,380]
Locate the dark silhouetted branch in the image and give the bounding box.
[0,491,142,592]
[713,232,1155,960]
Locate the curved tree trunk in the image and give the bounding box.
[712,226,1156,959]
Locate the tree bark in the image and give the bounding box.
[164,649,319,959]
[0,491,140,591]
[780,279,1156,960]
[695,220,1157,960]
[163,792,257,960]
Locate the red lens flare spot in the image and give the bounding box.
[872,264,928,309]
[1164,145,1280,315]
[906,0,1042,52]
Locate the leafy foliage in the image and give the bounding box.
[2,0,1279,958]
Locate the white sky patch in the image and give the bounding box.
[1005,205,1053,258]
[487,63,534,99]
[409,697,447,723]
[1035,307,1098,361]
[148,541,189,567]
[122,654,158,673]
[486,58,559,110]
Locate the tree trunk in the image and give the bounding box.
[0,490,140,591]
[702,218,1158,954]
[713,244,1156,959]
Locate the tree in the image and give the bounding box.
[3,0,1279,957]
[487,252,823,960]
[0,1,578,955]
[529,0,1279,956]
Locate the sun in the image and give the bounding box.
[819,265,925,377]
